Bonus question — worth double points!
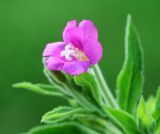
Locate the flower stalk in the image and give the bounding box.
[90,64,119,108]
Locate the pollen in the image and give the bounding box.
[74,48,89,62]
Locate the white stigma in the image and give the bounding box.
[60,44,76,61]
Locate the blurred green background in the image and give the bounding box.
[0,0,160,133]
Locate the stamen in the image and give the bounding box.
[60,44,76,61]
[60,44,89,62]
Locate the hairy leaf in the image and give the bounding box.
[42,106,123,134]
[24,122,100,134]
[137,97,146,120]
[74,72,101,104]
[74,113,124,134]
[13,82,65,97]
[116,15,144,113]
[41,106,85,124]
[137,97,155,130]
[153,87,160,120]
[105,107,140,134]
[155,118,160,134]
[146,96,156,114]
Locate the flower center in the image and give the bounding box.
[60,44,89,62]
[60,44,75,61]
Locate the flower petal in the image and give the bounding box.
[63,61,90,75]
[43,42,65,57]
[63,20,77,42]
[45,57,64,71]
[83,37,103,64]
[63,28,84,50]
[79,20,98,40]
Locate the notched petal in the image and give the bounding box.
[63,28,84,50]
[63,20,77,41]
[79,20,98,40]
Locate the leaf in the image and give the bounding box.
[42,106,123,134]
[24,122,100,134]
[153,86,160,120]
[41,106,85,124]
[137,97,146,121]
[116,15,144,113]
[137,97,155,130]
[146,96,156,114]
[74,72,101,104]
[13,82,65,97]
[155,118,160,134]
[73,113,124,134]
[69,88,103,115]
[105,107,140,134]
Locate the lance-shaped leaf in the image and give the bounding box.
[146,96,156,115]
[74,72,101,104]
[74,113,124,134]
[24,122,100,134]
[116,15,144,113]
[105,107,140,134]
[137,97,146,122]
[137,96,155,130]
[13,82,66,97]
[155,118,160,134]
[151,88,160,134]
[153,86,160,120]
[42,106,123,134]
[41,106,85,124]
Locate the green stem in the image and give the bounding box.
[91,64,119,108]
[44,67,104,115]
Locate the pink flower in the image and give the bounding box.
[43,20,103,75]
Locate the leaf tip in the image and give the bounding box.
[12,83,21,88]
[127,14,132,20]
[12,82,28,88]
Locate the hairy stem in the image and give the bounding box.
[91,64,119,108]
